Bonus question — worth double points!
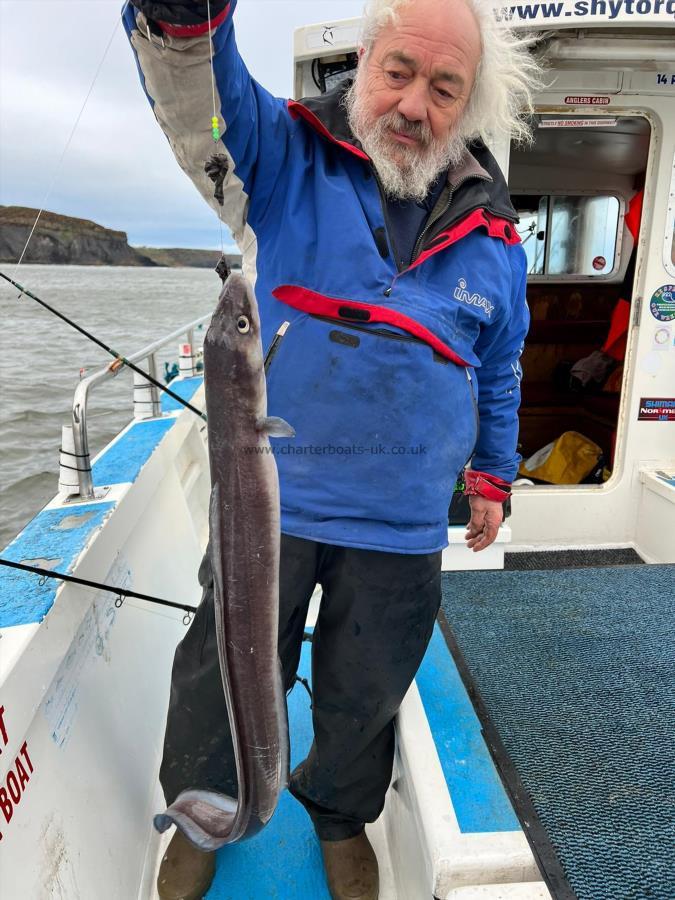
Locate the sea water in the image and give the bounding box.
[0,264,220,548]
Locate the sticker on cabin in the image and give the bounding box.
[539,118,617,129]
[564,96,610,105]
[653,326,671,352]
[592,256,606,271]
[649,285,675,322]
[638,399,675,422]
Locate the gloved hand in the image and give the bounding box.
[130,1,229,27]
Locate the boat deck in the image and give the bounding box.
[2,371,671,899]
[441,564,675,900]
[147,618,542,899]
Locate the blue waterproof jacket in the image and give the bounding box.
[124,1,529,554]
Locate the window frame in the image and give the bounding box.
[512,189,626,283]
[664,151,675,279]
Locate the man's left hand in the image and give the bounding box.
[465,496,504,552]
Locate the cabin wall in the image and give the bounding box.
[510,74,675,551]
[509,166,634,198]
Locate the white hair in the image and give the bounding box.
[359,0,544,147]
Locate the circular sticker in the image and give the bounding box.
[650,285,675,322]
[592,255,606,271]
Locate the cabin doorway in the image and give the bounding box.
[509,114,651,486]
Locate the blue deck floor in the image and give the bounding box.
[206,619,521,897]
[207,642,330,899]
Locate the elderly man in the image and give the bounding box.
[124,0,537,897]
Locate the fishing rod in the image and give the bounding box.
[0,558,195,624]
[0,270,207,422]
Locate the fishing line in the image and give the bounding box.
[207,0,226,255]
[13,1,131,275]
[0,558,195,623]
[0,271,207,422]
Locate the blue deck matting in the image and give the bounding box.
[92,418,175,486]
[440,564,675,900]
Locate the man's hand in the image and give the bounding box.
[465,496,504,552]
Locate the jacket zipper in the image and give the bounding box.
[464,367,480,466]
[311,314,422,343]
[410,173,492,266]
[372,170,404,273]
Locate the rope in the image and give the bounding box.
[12,1,131,277]
[0,558,195,624]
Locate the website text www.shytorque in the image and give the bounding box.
[494,0,675,21]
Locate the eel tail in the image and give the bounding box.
[154,789,240,851]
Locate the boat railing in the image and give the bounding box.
[68,314,211,501]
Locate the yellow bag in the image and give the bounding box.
[519,431,603,484]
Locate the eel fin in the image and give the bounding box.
[256,416,295,438]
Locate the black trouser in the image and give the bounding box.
[159,535,441,841]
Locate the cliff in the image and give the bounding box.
[136,246,241,269]
[0,207,241,268]
[0,206,152,267]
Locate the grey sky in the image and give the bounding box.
[0,0,365,249]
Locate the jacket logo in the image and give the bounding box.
[453,278,494,318]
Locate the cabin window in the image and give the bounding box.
[515,194,620,277]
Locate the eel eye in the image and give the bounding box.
[237,316,250,334]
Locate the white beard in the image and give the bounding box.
[344,74,468,203]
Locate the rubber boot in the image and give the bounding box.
[320,831,379,900]
[156,829,216,900]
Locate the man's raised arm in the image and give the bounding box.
[124,1,294,252]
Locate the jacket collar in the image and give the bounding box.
[448,148,491,190]
[288,84,518,225]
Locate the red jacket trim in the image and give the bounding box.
[272,284,470,366]
[287,101,370,162]
[464,470,512,502]
[158,4,231,37]
[406,209,521,273]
